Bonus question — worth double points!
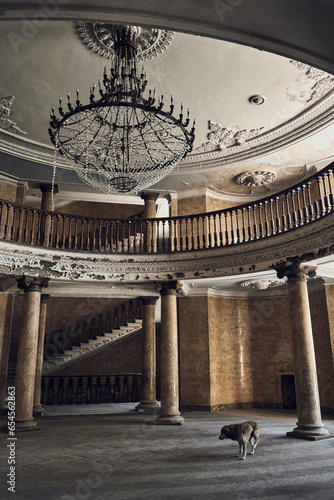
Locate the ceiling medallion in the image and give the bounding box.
[77,22,174,62]
[236,170,277,187]
[241,279,285,290]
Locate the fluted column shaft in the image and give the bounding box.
[276,263,328,438]
[15,276,49,431]
[33,294,50,416]
[155,281,184,425]
[136,297,159,412]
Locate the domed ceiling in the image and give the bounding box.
[0,20,334,205]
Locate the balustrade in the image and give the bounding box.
[1,162,334,254]
[40,374,141,405]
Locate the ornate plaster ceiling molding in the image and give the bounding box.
[236,170,277,187]
[0,96,26,136]
[77,22,174,61]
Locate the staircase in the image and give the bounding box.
[43,298,143,375]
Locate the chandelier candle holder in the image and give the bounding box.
[49,26,195,193]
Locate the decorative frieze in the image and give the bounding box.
[240,279,285,290]
[196,121,264,152]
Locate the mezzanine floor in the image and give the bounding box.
[1,405,334,500]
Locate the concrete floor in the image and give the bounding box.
[1,405,334,500]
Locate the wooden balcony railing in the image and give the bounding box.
[1,162,334,254]
[41,374,141,405]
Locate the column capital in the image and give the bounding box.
[141,192,160,203]
[155,280,183,296]
[17,276,50,293]
[39,183,59,194]
[276,262,317,282]
[141,296,159,306]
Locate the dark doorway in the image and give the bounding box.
[281,375,297,409]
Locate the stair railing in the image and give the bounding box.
[44,298,142,358]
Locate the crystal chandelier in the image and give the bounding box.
[49,26,195,194]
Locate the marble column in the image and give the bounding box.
[0,293,14,415]
[276,262,329,439]
[141,192,159,252]
[15,276,49,431]
[40,183,58,246]
[136,297,159,412]
[155,281,184,425]
[33,294,50,416]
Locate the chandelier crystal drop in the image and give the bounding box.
[49,25,195,194]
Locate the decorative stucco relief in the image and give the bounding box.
[240,279,285,290]
[288,61,334,103]
[236,170,277,187]
[196,121,264,152]
[0,96,26,136]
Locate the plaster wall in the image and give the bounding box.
[0,179,21,203]
[208,295,293,409]
[178,296,211,408]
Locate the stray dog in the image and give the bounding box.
[219,421,260,460]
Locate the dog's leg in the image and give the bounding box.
[237,441,242,457]
[250,435,259,455]
[239,440,247,460]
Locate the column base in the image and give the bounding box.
[155,414,184,426]
[287,424,330,441]
[33,404,45,416]
[15,419,40,432]
[136,401,160,413]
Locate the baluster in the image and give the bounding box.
[213,214,218,247]
[235,210,240,243]
[327,169,334,210]
[225,212,229,245]
[241,208,247,242]
[179,219,183,251]
[269,199,275,235]
[301,185,309,223]
[323,173,331,213]
[54,214,60,248]
[4,203,13,241]
[317,176,326,216]
[230,211,235,243]
[151,220,155,252]
[296,187,303,225]
[218,213,223,246]
[17,207,24,242]
[307,181,316,221]
[61,215,66,249]
[247,206,252,241]
[196,216,201,249]
[207,214,212,248]
[190,217,195,250]
[202,216,207,248]
[173,219,178,251]
[291,190,298,227]
[185,218,189,250]
[0,201,6,239]
[30,210,36,244]
[281,199,287,231]
[264,201,270,236]
[253,205,259,239]
[285,194,293,229]
[258,203,264,237]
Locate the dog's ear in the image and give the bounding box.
[222,426,230,435]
